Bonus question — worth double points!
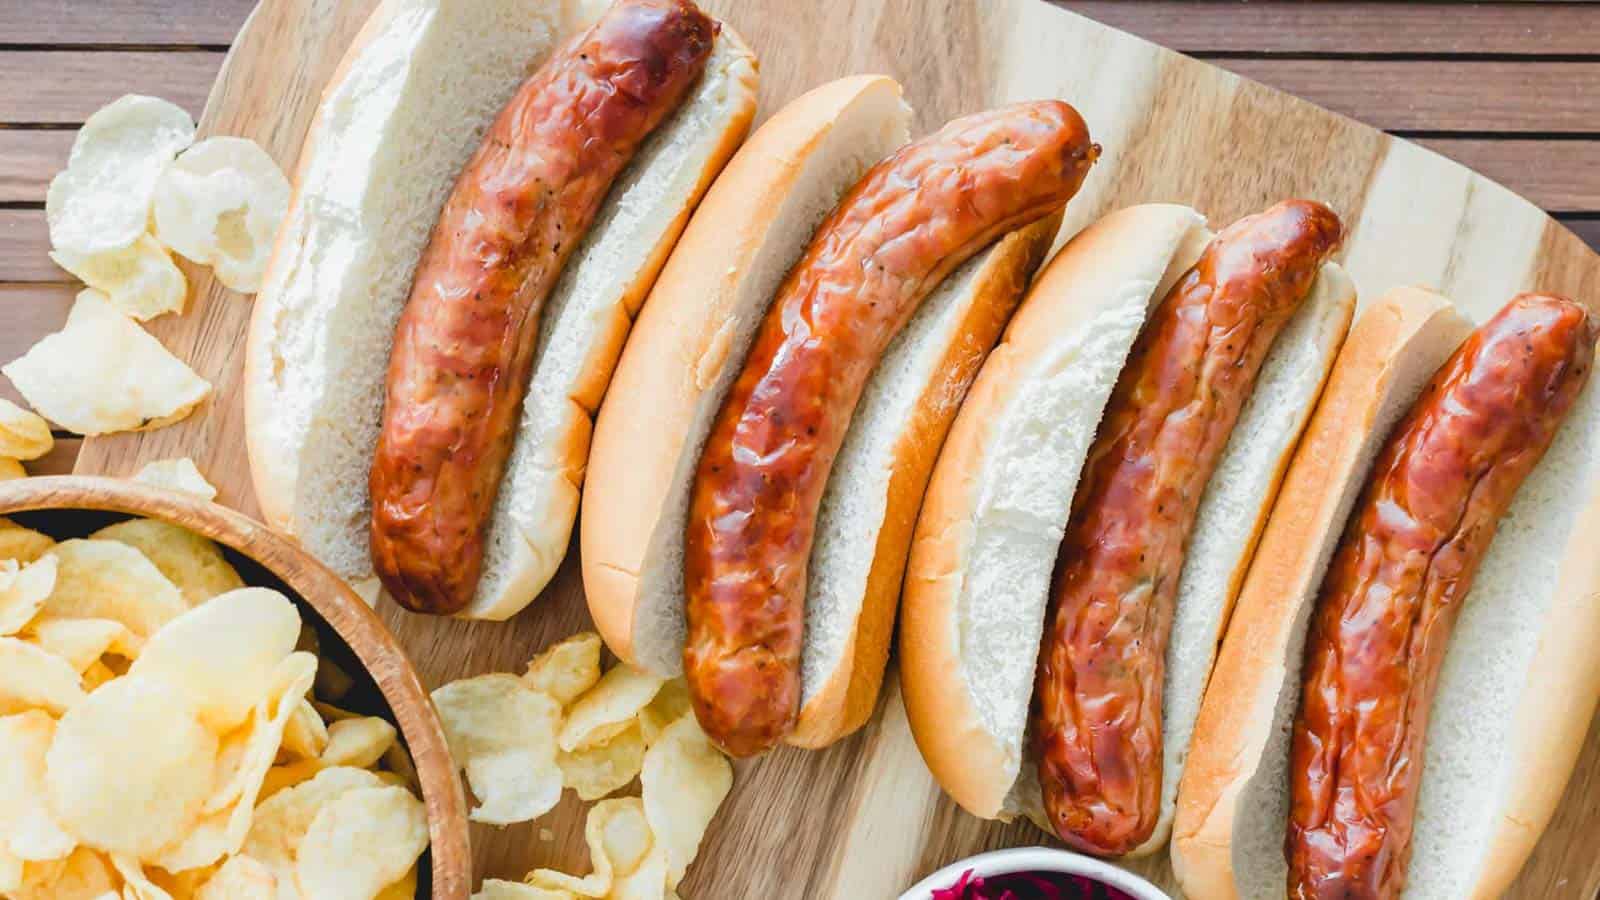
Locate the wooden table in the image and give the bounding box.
[4,0,1596,474]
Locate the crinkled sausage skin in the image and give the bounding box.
[683,102,1099,757]
[1286,293,1597,900]
[370,0,714,615]
[1033,200,1345,856]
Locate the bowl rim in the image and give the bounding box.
[899,846,1172,900]
[0,475,471,900]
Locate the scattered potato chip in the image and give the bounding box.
[153,137,288,293]
[611,847,671,900]
[51,235,188,322]
[321,716,397,770]
[559,722,646,802]
[280,699,329,761]
[1,290,211,436]
[241,766,384,890]
[474,881,579,900]
[642,716,732,889]
[90,519,243,608]
[637,678,691,746]
[129,587,300,731]
[0,400,50,461]
[528,797,654,897]
[194,854,274,900]
[46,96,194,256]
[0,636,85,715]
[152,653,316,875]
[43,538,187,637]
[0,711,75,862]
[24,617,141,673]
[0,555,55,636]
[0,518,55,564]
[0,458,25,481]
[293,785,427,900]
[433,673,562,825]
[130,459,217,501]
[46,674,217,857]
[558,665,664,753]
[10,846,116,900]
[523,632,603,707]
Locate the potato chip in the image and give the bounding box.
[42,538,186,637]
[129,587,300,731]
[0,555,55,636]
[382,738,422,794]
[529,797,654,897]
[51,235,188,322]
[433,673,563,825]
[0,844,17,893]
[321,716,397,770]
[257,759,321,802]
[523,632,603,707]
[1,290,211,436]
[474,881,579,900]
[0,400,50,460]
[558,665,664,752]
[89,519,243,608]
[376,864,418,900]
[46,95,194,256]
[294,785,427,899]
[637,678,691,746]
[241,766,384,890]
[24,617,141,673]
[0,636,85,715]
[280,699,329,761]
[559,722,645,802]
[46,675,216,857]
[0,457,25,481]
[0,518,55,564]
[641,716,732,888]
[153,137,288,293]
[610,847,670,900]
[10,846,116,900]
[0,711,75,862]
[81,661,117,692]
[110,854,174,900]
[194,854,275,900]
[129,459,217,501]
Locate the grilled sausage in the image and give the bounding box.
[1286,293,1597,900]
[683,102,1099,757]
[1033,200,1345,856]
[370,0,714,615]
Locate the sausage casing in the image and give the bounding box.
[1286,293,1598,900]
[369,0,714,615]
[683,102,1099,757]
[1033,200,1345,856]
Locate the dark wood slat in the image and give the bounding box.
[0,283,73,414]
[1559,217,1600,254]
[0,51,221,123]
[26,438,83,477]
[0,131,72,203]
[1219,59,1600,132]
[0,212,64,282]
[0,0,254,45]
[1416,139,1600,212]
[1057,2,1600,56]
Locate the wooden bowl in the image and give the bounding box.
[0,475,470,899]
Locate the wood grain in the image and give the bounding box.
[0,211,62,282]
[0,476,471,900]
[1418,139,1600,212]
[0,51,221,122]
[1057,1,1600,56]
[0,131,73,203]
[0,284,73,411]
[0,0,255,44]
[38,1,1600,898]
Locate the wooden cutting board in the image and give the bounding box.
[70,0,1600,896]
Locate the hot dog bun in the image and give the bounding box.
[1173,287,1600,899]
[898,203,1355,851]
[582,78,1070,748]
[244,0,758,618]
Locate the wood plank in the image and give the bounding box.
[0,131,72,203]
[0,211,64,282]
[0,283,72,417]
[0,0,254,45]
[1220,58,1600,133]
[0,51,222,123]
[1057,1,1600,56]
[1561,216,1600,253]
[1417,139,1600,212]
[24,438,83,477]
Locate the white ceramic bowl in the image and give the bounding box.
[899,846,1171,900]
